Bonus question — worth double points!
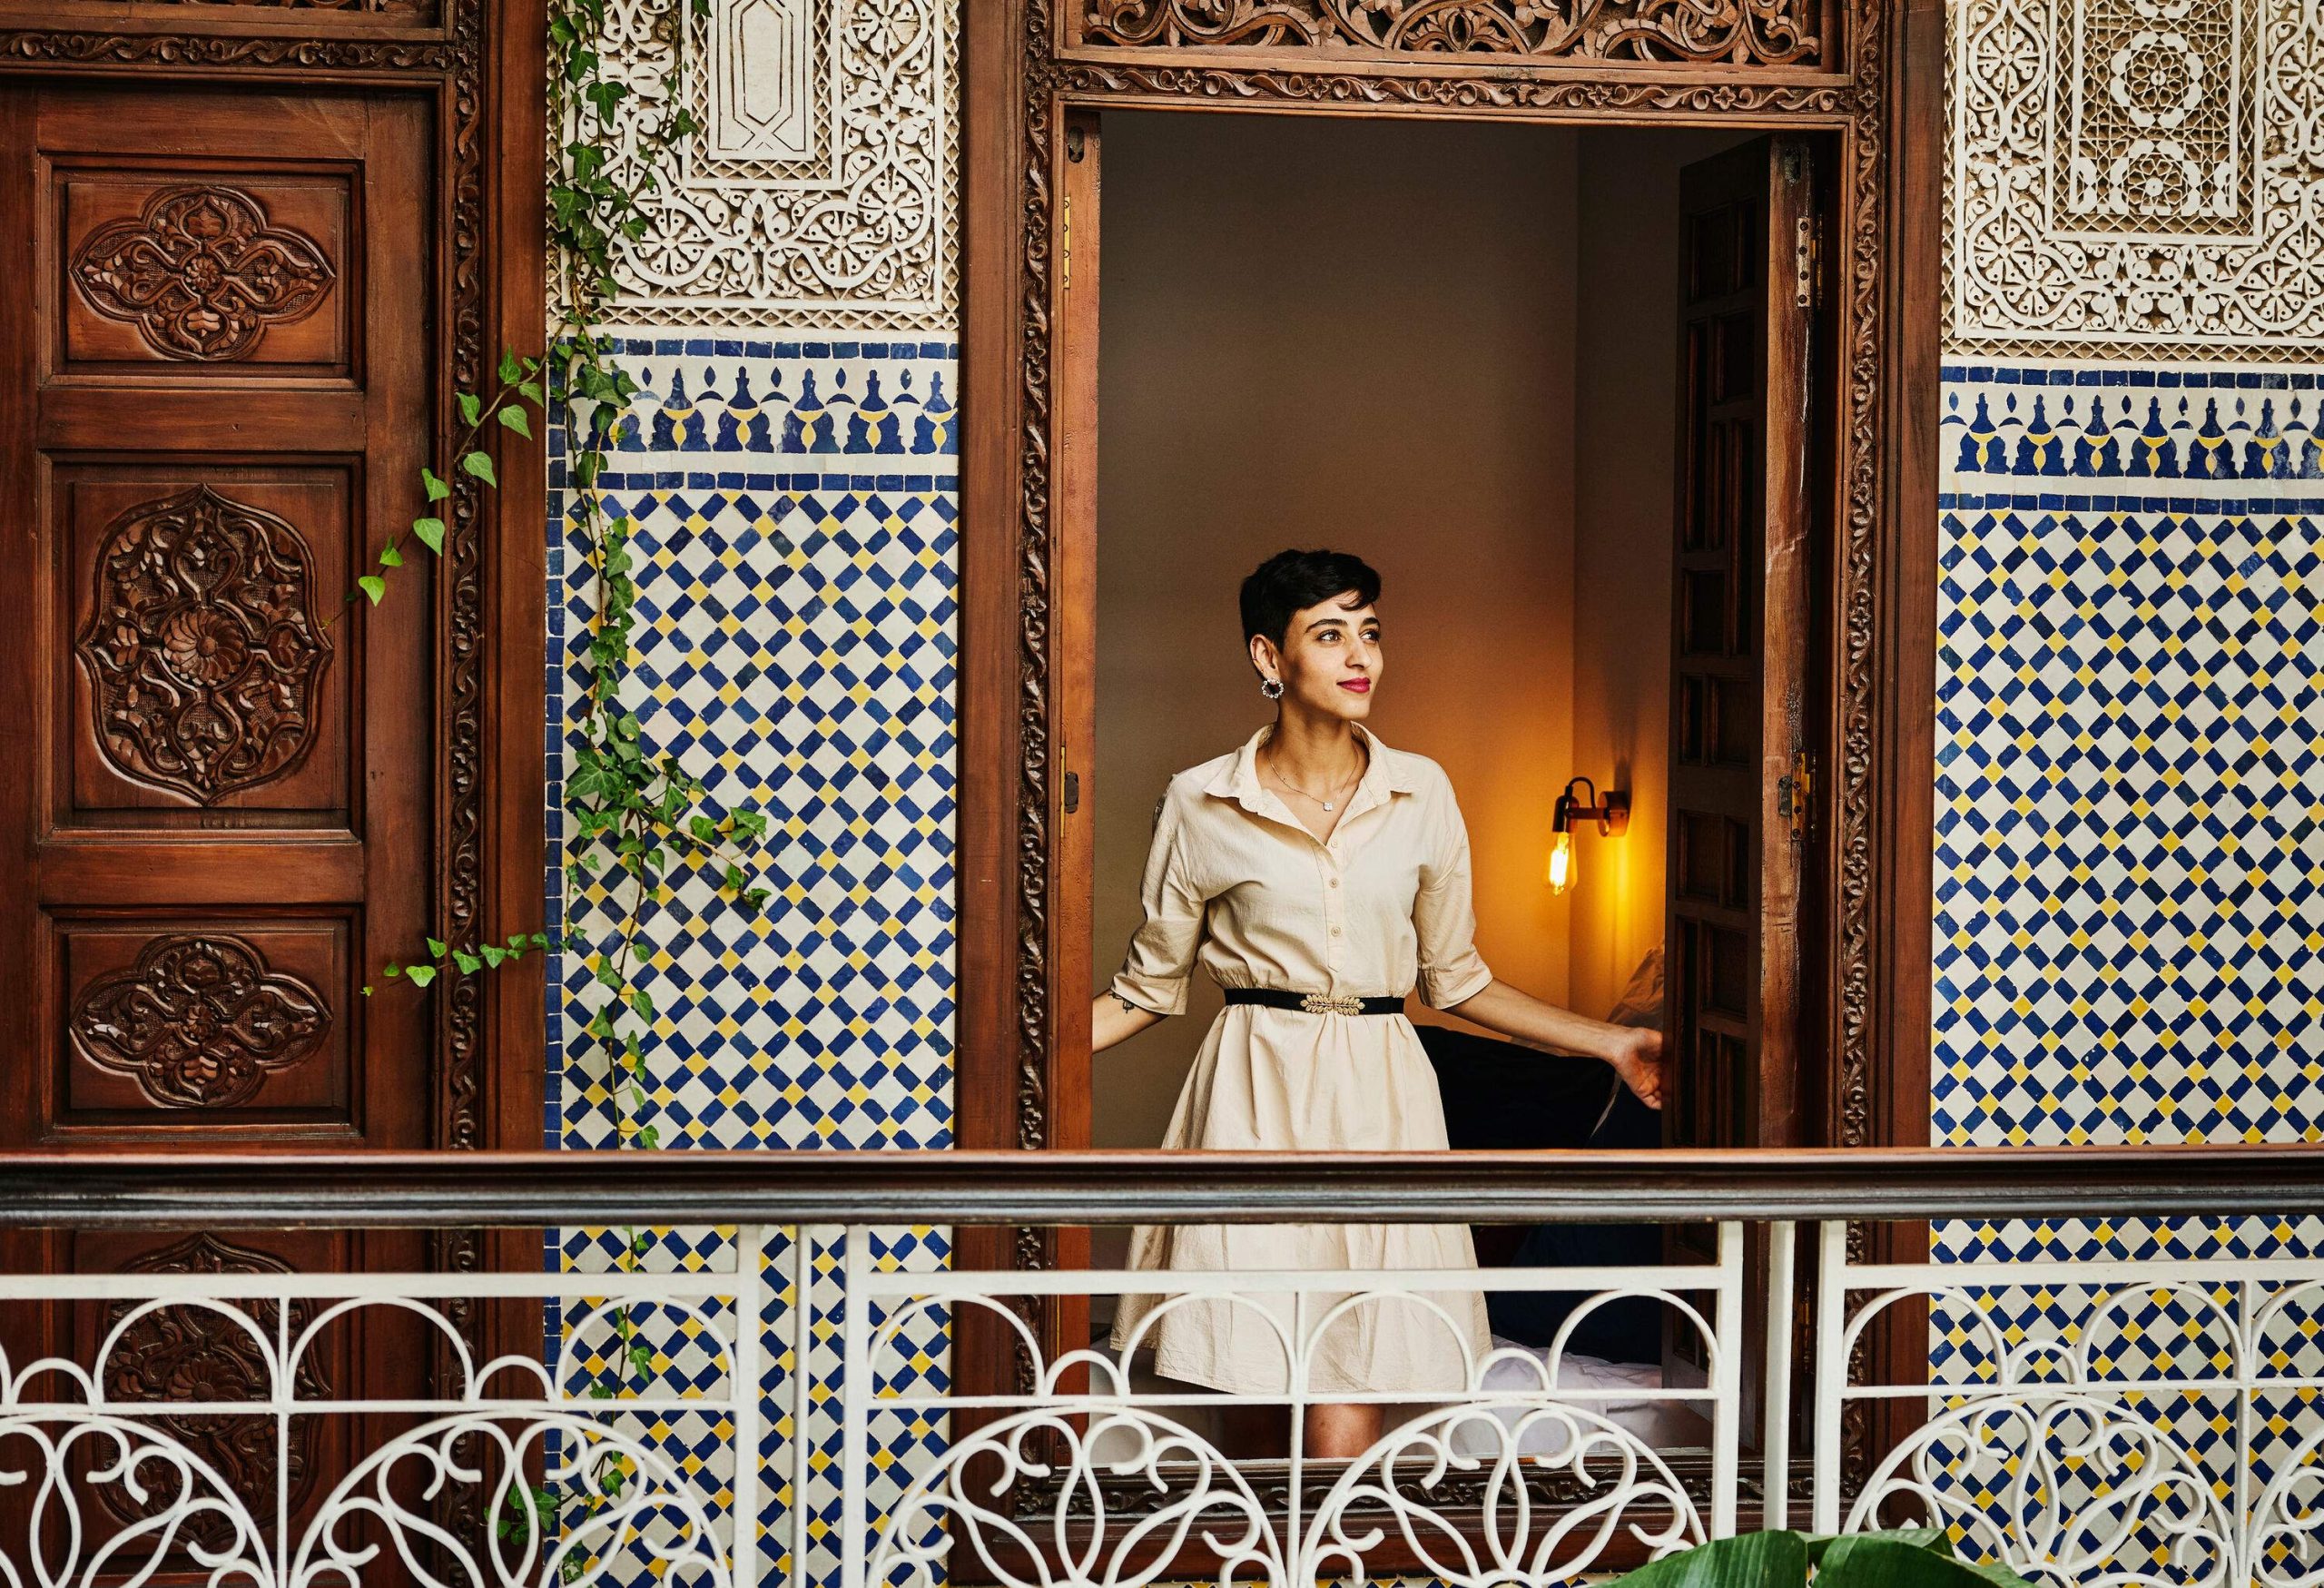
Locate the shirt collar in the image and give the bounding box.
[1203,720,1420,821]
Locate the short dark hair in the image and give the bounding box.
[1239,548,1382,649]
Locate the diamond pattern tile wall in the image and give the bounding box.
[547,338,959,1585]
[1933,359,2324,1268]
[1934,360,2324,1167]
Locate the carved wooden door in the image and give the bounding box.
[0,79,439,1571]
[1661,137,1818,1435]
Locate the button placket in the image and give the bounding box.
[1321,847,1347,986]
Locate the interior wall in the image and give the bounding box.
[1567,126,1757,1020]
[1092,112,1581,1153]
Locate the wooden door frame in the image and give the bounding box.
[957,0,1940,1418]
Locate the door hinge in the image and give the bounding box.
[1060,193,1073,291]
[1793,213,1819,311]
[1777,750,1812,843]
[1777,686,1810,842]
[1063,769,1080,814]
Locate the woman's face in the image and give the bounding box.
[1255,589,1384,722]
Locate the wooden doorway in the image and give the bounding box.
[1009,96,1837,1468]
[0,0,548,1568]
[953,0,1945,1478]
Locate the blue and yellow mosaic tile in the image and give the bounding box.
[1933,360,2324,1277]
[546,338,960,1583]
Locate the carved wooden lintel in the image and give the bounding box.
[1072,0,1827,71]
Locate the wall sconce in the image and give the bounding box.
[1546,776,1630,895]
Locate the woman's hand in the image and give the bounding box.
[1604,1024,1665,1110]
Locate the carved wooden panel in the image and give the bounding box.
[67,931,334,1110]
[90,1233,330,1557]
[1070,0,1826,69]
[56,919,349,1123]
[55,1227,353,1574]
[72,483,335,806]
[57,172,351,376]
[55,470,350,823]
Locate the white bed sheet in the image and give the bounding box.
[1442,1338,1694,1458]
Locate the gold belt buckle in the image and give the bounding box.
[1299,991,1363,1015]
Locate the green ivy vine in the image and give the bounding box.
[346,0,764,1562]
[365,0,768,1142]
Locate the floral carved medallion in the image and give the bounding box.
[70,934,330,1109]
[97,1233,327,1553]
[74,484,332,804]
[71,184,336,361]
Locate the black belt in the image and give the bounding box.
[1225,987,1406,1016]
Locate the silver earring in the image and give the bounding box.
[1260,676,1285,700]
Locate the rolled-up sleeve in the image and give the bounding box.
[1413,774,1493,1010]
[1108,789,1204,1016]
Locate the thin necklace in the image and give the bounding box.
[1262,745,1364,812]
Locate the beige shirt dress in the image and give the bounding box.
[1104,721,1496,1398]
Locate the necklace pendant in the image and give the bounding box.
[1321,800,1334,811]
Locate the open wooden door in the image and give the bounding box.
[1662,134,1820,1451]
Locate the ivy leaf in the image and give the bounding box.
[461,450,498,488]
[480,943,507,968]
[422,467,451,502]
[412,517,447,554]
[635,1124,662,1150]
[498,347,523,385]
[744,888,772,910]
[426,937,448,958]
[458,391,482,427]
[379,542,403,569]
[497,405,533,439]
[629,989,655,1020]
[358,575,386,605]
[518,380,546,406]
[452,949,483,974]
[406,964,439,989]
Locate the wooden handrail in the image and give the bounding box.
[0,1146,2317,1229]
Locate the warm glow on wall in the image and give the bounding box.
[1545,776,1630,895]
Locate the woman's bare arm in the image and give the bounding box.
[1092,991,1167,1054]
[1437,979,1666,1109]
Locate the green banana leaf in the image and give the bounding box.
[1611,1527,2035,1587]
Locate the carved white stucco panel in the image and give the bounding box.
[586,0,957,329]
[1947,0,2324,357]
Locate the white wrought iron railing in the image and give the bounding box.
[0,1148,2319,1586]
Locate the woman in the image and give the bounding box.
[1090,547,1665,1461]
